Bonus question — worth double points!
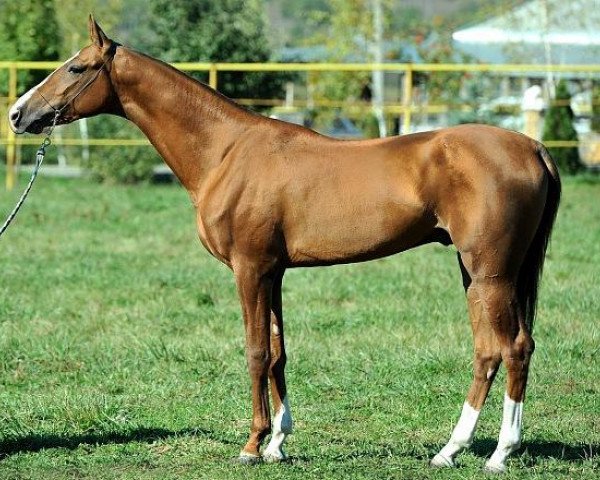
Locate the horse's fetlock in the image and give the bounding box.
[452,432,474,449]
[498,435,521,453]
[252,420,272,439]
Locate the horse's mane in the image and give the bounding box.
[123,46,259,121]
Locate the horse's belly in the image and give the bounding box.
[285,200,434,266]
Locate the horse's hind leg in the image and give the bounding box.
[431,254,502,468]
[478,278,535,473]
[262,269,293,462]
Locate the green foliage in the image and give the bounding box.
[592,82,600,133]
[0,0,60,95]
[54,0,123,57]
[145,0,286,104]
[415,26,472,106]
[274,0,330,41]
[301,0,391,131]
[542,81,583,174]
[83,117,161,184]
[361,113,381,138]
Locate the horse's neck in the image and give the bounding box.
[111,47,254,193]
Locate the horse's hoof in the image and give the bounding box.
[430,453,455,468]
[262,448,289,463]
[237,452,262,465]
[484,461,506,474]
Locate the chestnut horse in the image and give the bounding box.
[9,17,560,472]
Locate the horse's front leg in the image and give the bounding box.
[234,264,274,463]
[263,269,293,462]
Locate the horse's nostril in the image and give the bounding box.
[10,109,21,125]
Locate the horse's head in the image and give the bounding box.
[9,16,118,134]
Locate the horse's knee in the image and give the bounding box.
[246,347,270,374]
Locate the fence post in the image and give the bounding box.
[6,63,17,190]
[209,64,218,90]
[402,64,413,135]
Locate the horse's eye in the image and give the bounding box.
[68,65,85,74]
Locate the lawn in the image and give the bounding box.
[0,173,598,479]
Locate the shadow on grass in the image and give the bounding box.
[285,439,597,465]
[471,438,598,462]
[1,430,596,464]
[0,426,240,459]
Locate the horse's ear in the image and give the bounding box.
[88,14,109,49]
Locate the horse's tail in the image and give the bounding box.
[518,143,561,332]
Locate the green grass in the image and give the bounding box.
[0,173,598,479]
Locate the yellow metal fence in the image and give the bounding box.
[2,61,600,189]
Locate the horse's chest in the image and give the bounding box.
[195,208,232,265]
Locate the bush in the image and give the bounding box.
[360,113,381,138]
[542,80,583,174]
[84,116,161,184]
[86,146,159,184]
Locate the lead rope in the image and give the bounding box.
[0,110,60,238]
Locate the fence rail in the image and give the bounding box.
[3,61,600,189]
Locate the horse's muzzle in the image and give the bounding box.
[8,104,55,135]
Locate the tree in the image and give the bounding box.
[54,0,123,57]
[0,0,61,95]
[415,27,468,106]
[301,0,397,137]
[542,80,583,174]
[0,0,61,168]
[267,0,330,48]
[146,0,286,103]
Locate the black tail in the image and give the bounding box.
[518,144,561,332]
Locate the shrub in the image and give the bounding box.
[360,113,381,138]
[542,80,583,174]
[86,145,160,184]
[84,116,161,184]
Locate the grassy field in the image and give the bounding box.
[0,173,597,479]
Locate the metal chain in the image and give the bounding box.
[0,110,60,239]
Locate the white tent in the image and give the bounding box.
[453,0,600,65]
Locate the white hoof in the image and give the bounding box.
[262,447,288,463]
[484,460,506,474]
[430,453,455,468]
[237,451,262,465]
